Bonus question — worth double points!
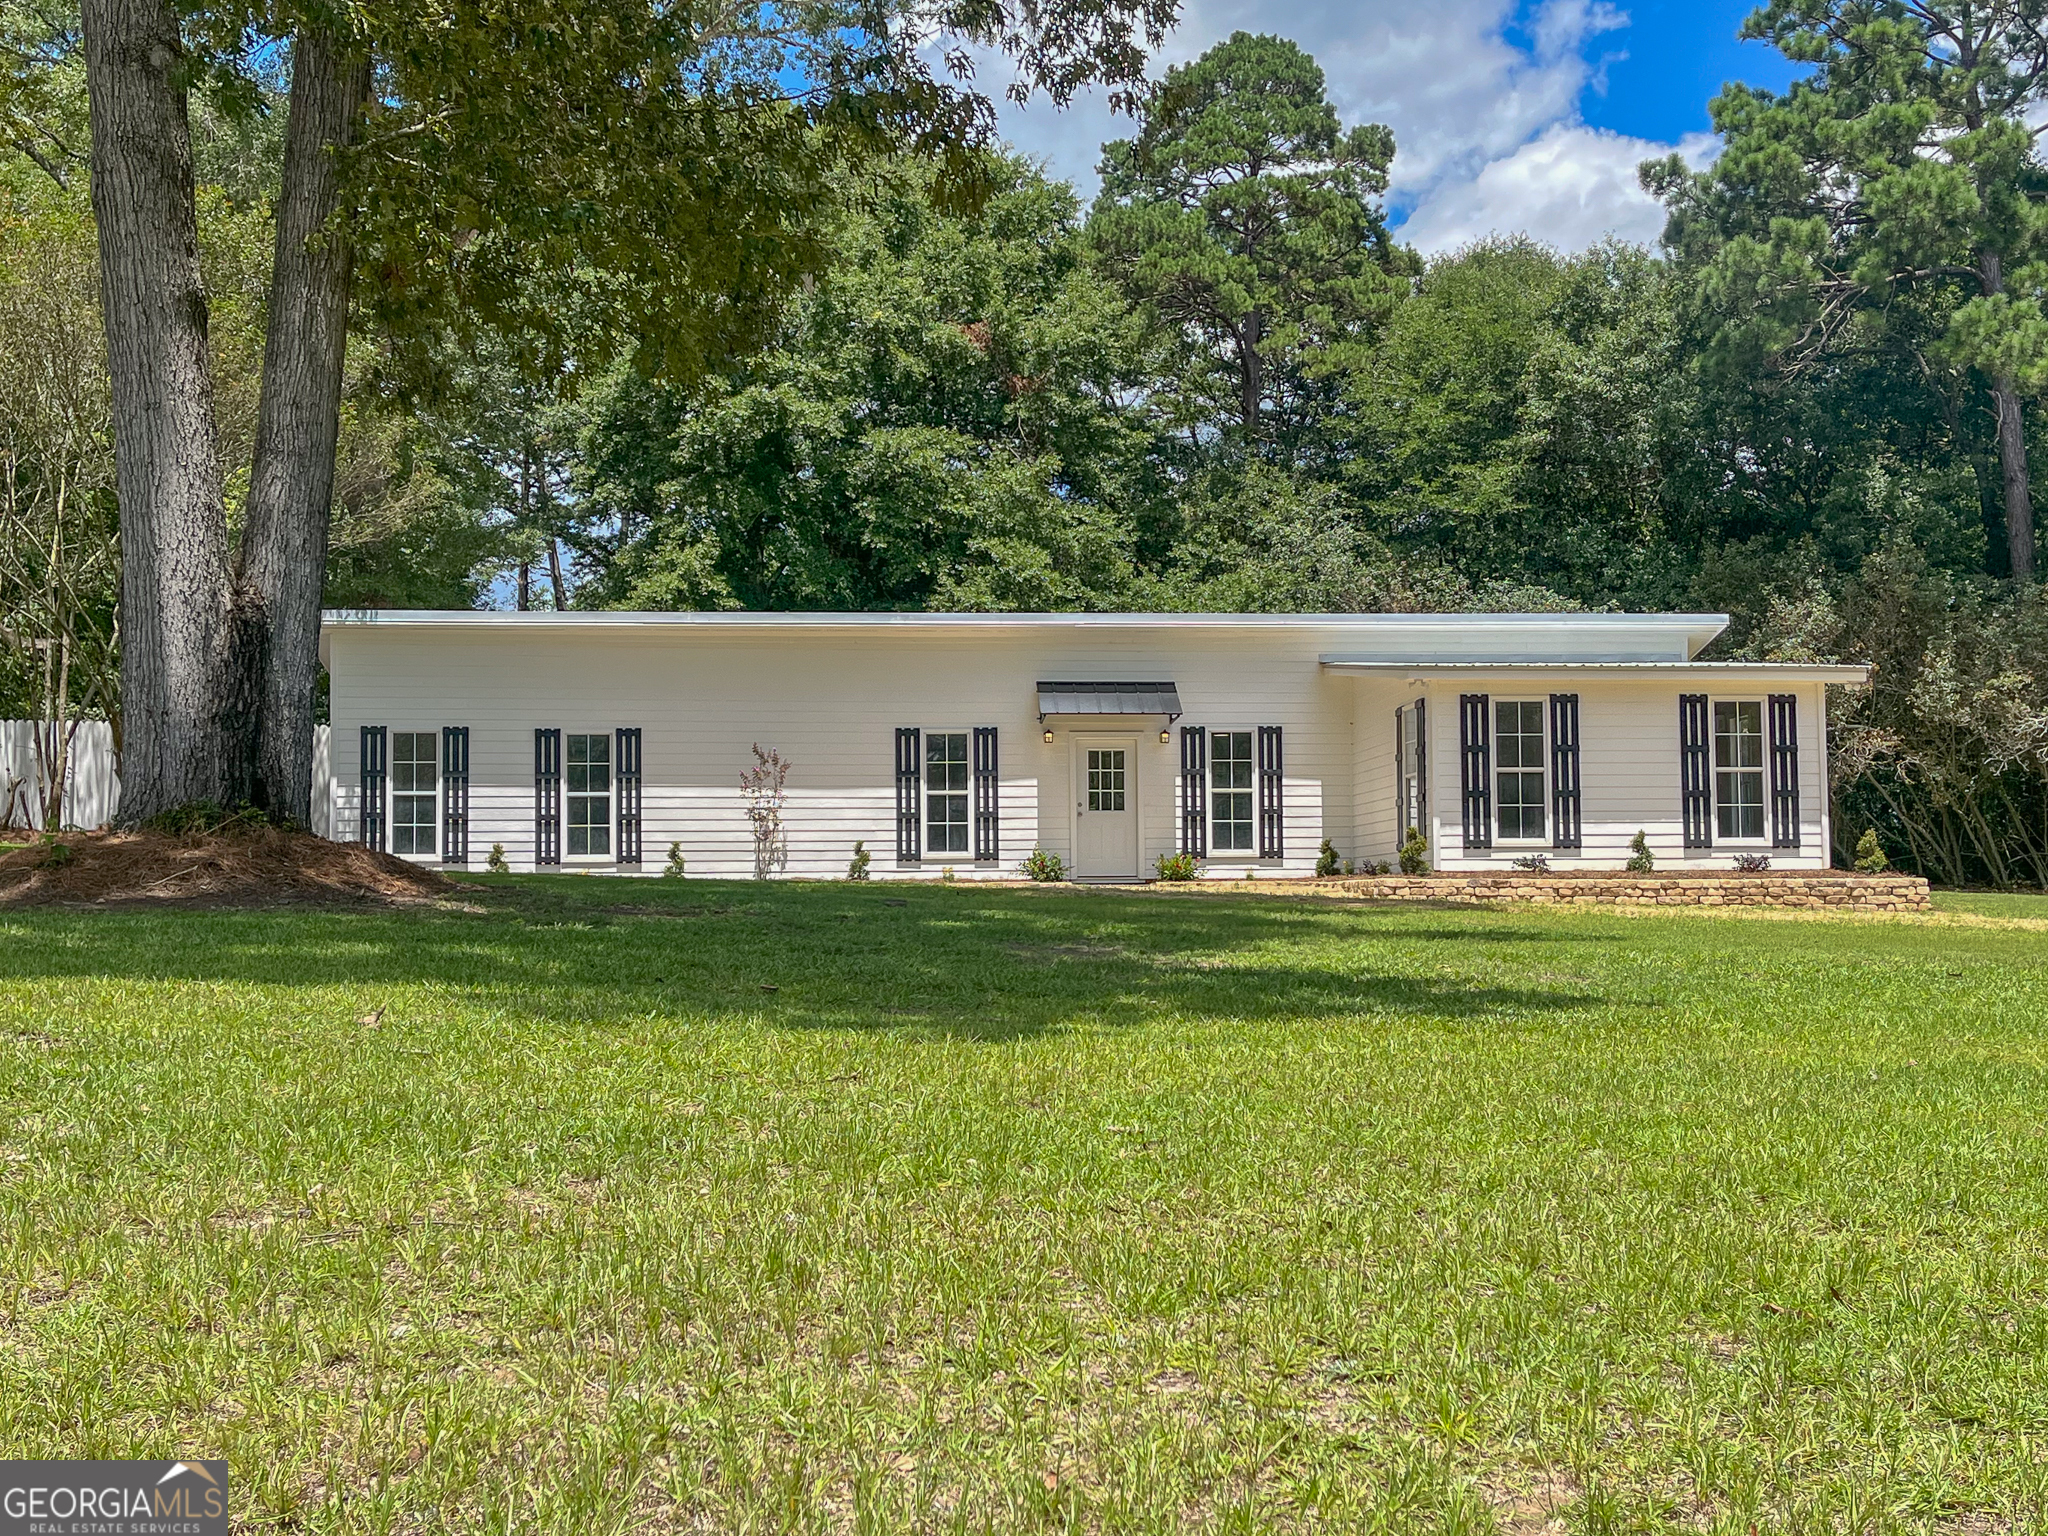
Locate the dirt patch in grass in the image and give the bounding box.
[0,827,454,908]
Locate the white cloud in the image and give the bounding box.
[971,0,1711,251]
[1398,126,1716,254]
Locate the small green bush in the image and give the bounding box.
[38,839,73,870]
[1315,838,1340,878]
[1853,828,1890,873]
[1019,846,1065,882]
[1625,830,1654,873]
[1154,850,1200,881]
[663,842,688,879]
[846,840,871,881]
[486,844,510,874]
[1398,827,1430,875]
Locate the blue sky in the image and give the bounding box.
[979,0,1809,252]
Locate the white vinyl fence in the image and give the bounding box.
[2,721,333,836]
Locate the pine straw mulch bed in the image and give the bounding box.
[0,827,458,908]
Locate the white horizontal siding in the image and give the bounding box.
[329,626,1361,878]
[1423,680,1832,872]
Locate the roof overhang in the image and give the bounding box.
[1319,659,1872,685]
[1037,681,1183,721]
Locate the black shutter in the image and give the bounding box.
[1180,726,1207,856]
[1257,725,1284,859]
[1459,694,1491,851]
[1392,710,1405,833]
[1413,697,1427,831]
[359,725,387,852]
[441,726,469,865]
[1679,694,1712,849]
[1769,694,1800,848]
[616,727,643,864]
[535,727,562,866]
[894,727,921,863]
[1549,693,1581,851]
[973,726,999,862]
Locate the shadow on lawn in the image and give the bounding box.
[0,878,1614,1042]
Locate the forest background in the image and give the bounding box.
[6,8,2048,886]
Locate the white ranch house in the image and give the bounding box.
[320,610,1870,880]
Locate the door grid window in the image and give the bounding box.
[1494,700,1545,841]
[1087,749,1127,812]
[1211,730,1253,850]
[1715,700,1765,840]
[567,733,612,856]
[925,731,970,853]
[391,732,437,856]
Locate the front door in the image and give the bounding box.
[1072,738,1139,878]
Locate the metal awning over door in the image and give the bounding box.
[1036,681,1182,721]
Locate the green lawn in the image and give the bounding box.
[3,880,2046,1534]
[1933,889,2048,921]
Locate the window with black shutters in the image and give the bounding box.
[1713,700,1765,841]
[390,731,438,856]
[566,733,613,856]
[1209,731,1253,850]
[1492,700,1545,843]
[923,731,970,853]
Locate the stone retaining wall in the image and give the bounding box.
[1312,872,1931,910]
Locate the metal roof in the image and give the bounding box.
[1319,659,1871,683]
[1036,681,1183,719]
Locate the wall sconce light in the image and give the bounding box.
[1042,727,1055,744]
[1159,728,1171,744]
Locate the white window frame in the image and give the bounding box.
[1207,727,1257,858]
[388,729,440,861]
[1492,697,1548,845]
[564,730,615,861]
[1711,696,1769,845]
[923,728,972,856]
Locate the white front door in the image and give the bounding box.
[1072,738,1139,878]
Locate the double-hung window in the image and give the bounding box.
[567,733,612,856]
[1494,700,1545,842]
[1714,700,1766,840]
[391,731,438,856]
[925,731,970,853]
[1210,730,1254,851]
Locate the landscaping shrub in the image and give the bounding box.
[846,841,870,881]
[664,842,688,879]
[1019,846,1065,881]
[1315,839,1340,877]
[1853,828,1889,873]
[1626,830,1654,873]
[1397,827,1429,875]
[486,844,510,874]
[1154,851,1200,881]
[1511,853,1549,872]
[1733,853,1771,872]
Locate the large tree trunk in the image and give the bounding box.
[1978,252,2035,581]
[235,28,369,824]
[1239,309,1262,441]
[83,0,233,823]
[1991,374,2035,581]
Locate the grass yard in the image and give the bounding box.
[2,880,2047,1534]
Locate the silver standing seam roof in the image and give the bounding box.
[1035,681,1184,720]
